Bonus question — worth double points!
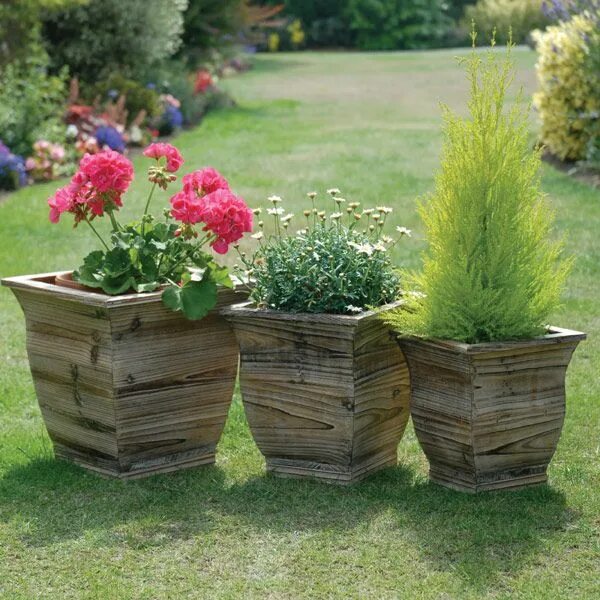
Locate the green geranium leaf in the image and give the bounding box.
[139,254,158,282]
[101,274,136,295]
[181,279,218,320]
[189,252,211,269]
[103,248,133,278]
[162,285,183,312]
[135,281,160,293]
[83,250,105,270]
[149,239,167,252]
[73,250,105,288]
[112,231,133,250]
[208,264,233,289]
[153,222,170,241]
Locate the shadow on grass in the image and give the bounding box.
[0,457,571,592]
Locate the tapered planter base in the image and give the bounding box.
[397,328,586,493]
[223,302,411,485]
[2,272,246,480]
[266,454,399,485]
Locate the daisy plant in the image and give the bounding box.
[235,189,409,314]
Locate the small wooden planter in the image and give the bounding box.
[2,272,246,480]
[222,302,411,484]
[396,328,586,493]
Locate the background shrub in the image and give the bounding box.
[464,0,549,44]
[279,0,353,47]
[0,0,86,67]
[387,44,571,343]
[0,52,68,157]
[42,0,188,82]
[179,0,244,67]
[533,13,600,161]
[346,0,453,50]
[87,75,162,125]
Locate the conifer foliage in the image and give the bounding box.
[387,36,572,343]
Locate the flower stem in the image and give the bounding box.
[84,216,110,251]
[107,209,121,233]
[141,182,157,237]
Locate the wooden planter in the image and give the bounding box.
[2,272,246,479]
[396,328,586,493]
[222,302,411,485]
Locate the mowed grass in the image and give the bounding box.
[0,49,599,599]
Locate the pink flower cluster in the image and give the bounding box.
[143,142,183,173]
[25,140,67,183]
[48,150,134,224]
[170,167,253,254]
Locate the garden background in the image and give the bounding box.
[0,1,599,598]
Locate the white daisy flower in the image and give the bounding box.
[327,188,341,196]
[251,231,264,240]
[267,207,284,216]
[348,241,374,256]
[396,226,412,237]
[346,305,363,314]
[268,195,283,203]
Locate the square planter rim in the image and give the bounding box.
[394,327,586,354]
[220,300,403,327]
[1,271,244,308]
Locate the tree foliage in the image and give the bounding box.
[42,0,188,82]
[346,0,453,50]
[387,40,572,343]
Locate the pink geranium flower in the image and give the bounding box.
[80,150,134,194]
[169,190,205,225]
[48,185,76,224]
[143,143,184,173]
[200,189,253,254]
[182,167,230,198]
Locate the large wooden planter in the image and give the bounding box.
[222,302,411,484]
[396,328,586,493]
[2,272,246,479]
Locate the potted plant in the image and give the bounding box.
[2,143,253,479]
[222,192,412,484]
[385,38,586,493]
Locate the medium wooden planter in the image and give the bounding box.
[222,302,411,484]
[396,328,586,493]
[2,272,246,479]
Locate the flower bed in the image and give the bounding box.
[0,57,250,193]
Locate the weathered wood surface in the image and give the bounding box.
[223,302,410,484]
[397,328,586,493]
[2,272,246,479]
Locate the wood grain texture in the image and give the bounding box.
[397,328,586,493]
[2,272,246,479]
[223,302,410,485]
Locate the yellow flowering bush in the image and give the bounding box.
[533,14,600,161]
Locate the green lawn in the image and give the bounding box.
[1,49,599,599]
